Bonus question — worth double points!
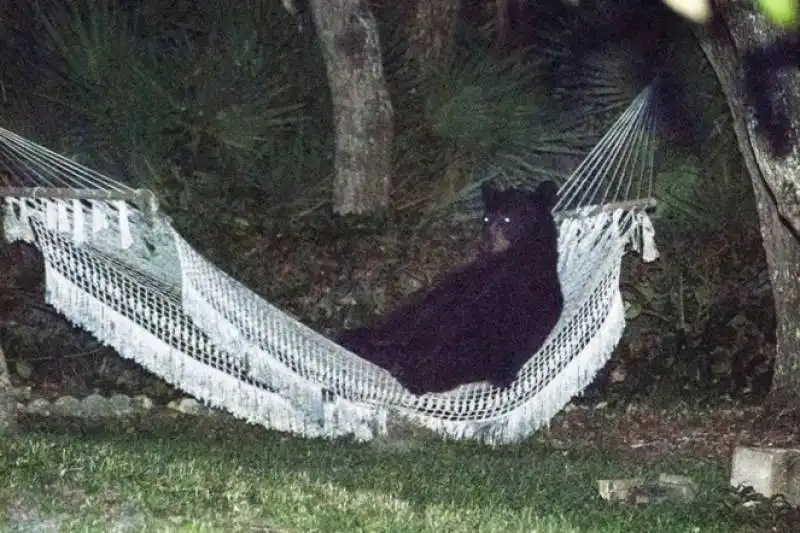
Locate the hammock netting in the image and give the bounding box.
[0,86,660,445]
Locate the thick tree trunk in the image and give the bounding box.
[0,343,16,434]
[309,0,393,215]
[403,0,462,77]
[696,11,800,406]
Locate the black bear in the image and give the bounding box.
[338,180,564,395]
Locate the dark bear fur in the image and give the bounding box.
[337,181,564,395]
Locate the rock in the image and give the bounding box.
[598,478,645,503]
[11,386,31,402]
[168,398,206,416]
[81,393,109,419]
[133,395,155,412]
[731,446,800,506]
[25,398,52,416]
[14,361,33,380]
[53,396,82,417]
[108,394,134,417]
[657,474,697,503]
[598,475,697,504]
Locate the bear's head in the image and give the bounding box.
[480,180,559,254]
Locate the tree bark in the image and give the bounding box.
[0,343,17,434]
[696,10,800,406]
[309,0,393,215]
[403,0,462,77]
[493,0,509,51]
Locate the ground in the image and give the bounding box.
[547,403,799,464]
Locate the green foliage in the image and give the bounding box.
[653,158,755,237]
[27,0,332,221]
[652,38,754,237]
[13,0,752,232]
[37,0,135,86]
[532,3,752,235]
[422,54,577,159]
[34,0,171,160]
[757,0,800,27]
[392,46,589,218]
[613,213,771,404]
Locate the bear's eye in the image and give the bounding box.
[503,217,511,224]
[483,216,490,223]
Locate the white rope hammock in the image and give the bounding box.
[0,86,659,445]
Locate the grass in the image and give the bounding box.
[1,415,746,533]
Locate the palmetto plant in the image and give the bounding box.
[25,0,331,217]
[413,0,751,231]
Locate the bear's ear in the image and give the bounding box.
[481,181,498,207]
[531,180,559,210]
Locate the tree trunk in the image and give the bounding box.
[696,11,800,406]
[309,0,393,215]
[0,343,16,434]
[492,0,510,51]
[403,0,462,77]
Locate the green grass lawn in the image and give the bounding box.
[0,413,756,533]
